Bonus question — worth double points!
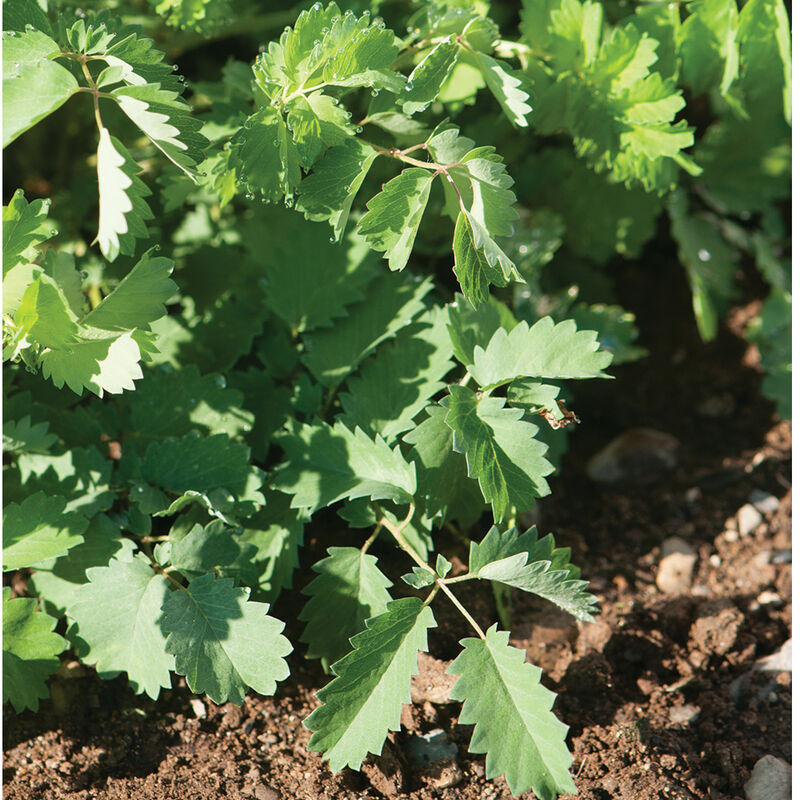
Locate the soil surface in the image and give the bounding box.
[3,252,792,799]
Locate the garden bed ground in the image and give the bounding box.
[3,251,791,800]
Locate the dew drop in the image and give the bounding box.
[404,82,414,92]
[214,375,226,388]
[25,23,34,31]
[698,248,711,262]
[370,89,378,97]
[355,125,363,133]
[173,64,179,71]
[312,1,322,10]
[329,236,336,243]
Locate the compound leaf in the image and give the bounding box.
[403,404,485,526]
[274,420,416,512]
[82,249,176,332]
[2,29,79,146]
[299,547,393,670]
[469,317,613,389]
[305,598,436,771]
[301,273,431,386]
[338,307,455,443]
[448,626,575,798]
[3,588,66,712]
[297,139,379,241]
[469,526,598,622]
[111,83,205,176]
[94,129,153,261]
[3,491,88,570]
[401,39,460,115]
[67,555,174,699]
[161,573,291,704]
[40,329,145,397]
[445,386,553,521]
[357,168,435,271]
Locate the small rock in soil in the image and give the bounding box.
[410,653,456,705]
[736,503,762,536]
[668,704,700,725]
[586,428,679,485]
[404,729,458,766]
[744,755,791,800]
[420,761,464,789]
[749,489,781,516]
[189,698,207,719]
[753,639,792,674]
[689,599,743,659]
[656,537,697,595]
[253,786,280,800]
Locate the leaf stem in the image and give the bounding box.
[78,55,104,132]
[380,505,486,640]
[360,522,382,553]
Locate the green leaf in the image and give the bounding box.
[448,626,575,798]
[28,514,136,615]
[338,307,455,443]
[357,168,436,271]
[446,292,518,367]
[111,83,205,176]
[142,433,262,500]
[14,273,79,350]
[469,525,598,621]
[445,386,553,521]
[67,555,174,699]
[401,40,460,115]
[238,495,306,602]
[305,598,436,771]
[286,91,353,168]
[297,139,378,242]
[677,0,739,98]
[3,189,56,276]
[452,210,519,307]
[3,491,88,570]
[274,420,416,512]
[82,249,176,332]
[3,588,66,712]
[3,415,57,455]
[401,567,436,589]
[168,520,258,578]
[299,547,393,670]
[230,107,301,202]
[93,129,153,261]
[301,273,431,386]
[2,30,79,146]
[468,317,613,389]
[403,404,485,526]
[129,364,254,440]
[470,52,532,127]
[241,206,378,333]
[161,573,291,704]
[667,191,739,341]
[40,329,145,397]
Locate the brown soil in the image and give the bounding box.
[3,255,791,799]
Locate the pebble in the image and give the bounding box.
[749,489,780,516]
[744,755,791,800]
[404,729,458,766]
[771,549,792,565]
[586,428,679,485]
[736,503,762,536]
[753,639,792,674]
[709,554,722,568]
[253,786,280,800]
[656,537,697,595]
[669,704,700,724]
[749,590,782,611]
[189,698,207,719]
